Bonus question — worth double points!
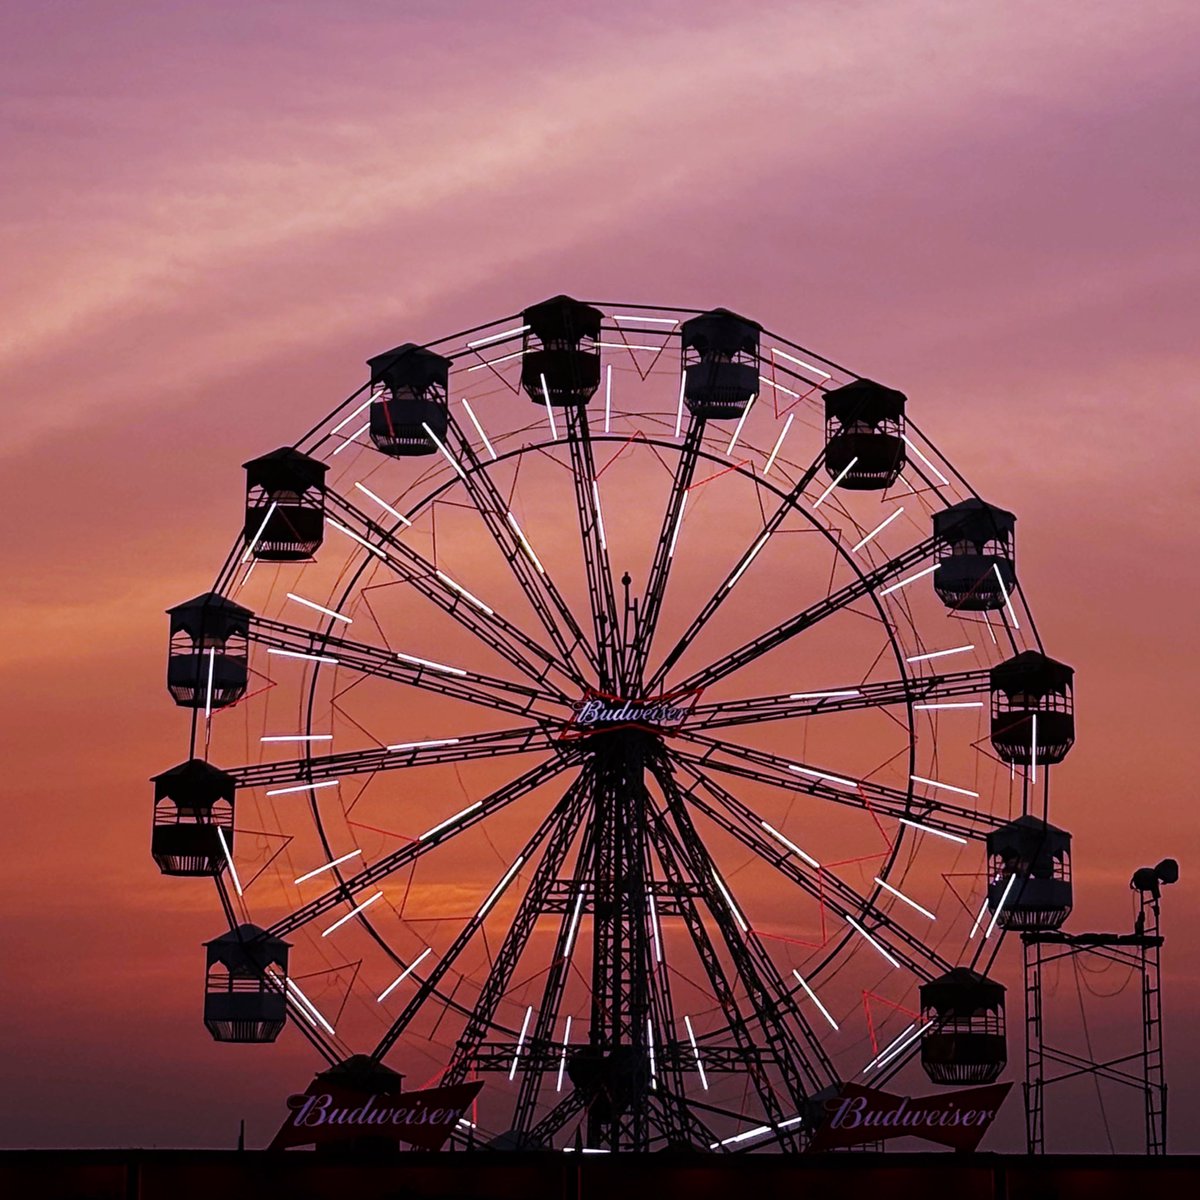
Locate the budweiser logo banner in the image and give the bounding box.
[558,688,702,740]
[269,1080,483,1151]
[808,1082,1012,1152]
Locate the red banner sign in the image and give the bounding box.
[808,1082,1012,1153]
[269,1080,483,1151]
[557,687,703,740]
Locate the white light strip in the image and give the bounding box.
[726,392,756,455]
[793,970,839,1031]
[354,481,412,527]
[684,1015,709,1090]
[758,376,801,399]
[984,874,1017,939]
[899,817,968,844]
[460,398,497,461]
[387,737,461,751]
[423,423,468,480]
[994,564,1020,629]
[770,346,832,379]
[709,1120,806,1150]
[241,501,278,562]
[377,947,433,1002]
[674,374,685,437]
[329,517,388,559]
[969,893,991,939]
[1030,713,1038,785]
[789,764,859,789]
[901,434,950,486]
[539,374,559,440]
[557,1015,573,1092]
[983,610,998,646]
[509,1006,533,1081]
[396,651,467,677]
[612,314,678,325]
[914,702,984,711]
[265,780,339,796]
[711,869,749,932]
[874,877,936,920]
[268,648,339,666]
[911,774,979,798]
[647,1017,657,1090]
[906,645,973,663]
[604,365,612,433]
[874,1020,931,1070]
[467,324,530,349]
[762,821,821,868]
[294,849,363,884]
[216,826,242,897]
[436,570,494,615]
[506,511,546,574]
[789,689,860,700]
[812,457,858,508]
[287,593,353,625]
[418,800,482,841]
[725,531,769,590]
[266,969,314,1028]
[285,977,336,1035]
[864,1022,918,1072]
[648,892,663,964]
[261,734,333,743]
[846,916,900,967]
[763,413,794,476]
[465,349,525,372]
[596,341,663,351]
[321,890,384,937]
[852,507,904,553]
[564,890,585,958]
[330,397,372,436]
[204,647,216,720]
[591,481,607,551]
[879,563,939,597]
[667,490,688,559]
[479,856,525,917]
[331,423,368,455]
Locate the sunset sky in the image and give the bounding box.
[1,0,1198,1153]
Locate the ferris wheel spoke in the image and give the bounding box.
[672,736,998,841]
[652,765,839,1093]
[625,418,704,688]
[372,769,593,1061]
[643,797,798,1143]
[228,724,561,791]
[322,487,576,701]
[644,451,825,694]
[564,406,625,691]
[263,756,571,939]
[445,417,599,683]
[690,667,991,728]
[676,760,952,979]
[440,768,594,1095]
[673,534,941,695]
[247,615,565,719]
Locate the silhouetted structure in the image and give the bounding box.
[990,651,1075,766]
[242,448,328,560]
[151,759,234,877]
[521,295,602,408]
[987,816,1073,932]
[204,925,289,1043]
[166,593,251,710]
[367,344,451,455]
[920,968,1007,1085]
[823,379,906,489]
[680,309,760,418]
[933,499,1017,611]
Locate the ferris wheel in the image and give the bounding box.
[151,297,1077,1152]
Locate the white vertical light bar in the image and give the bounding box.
[204,648,216,720]
[667,491,688,558]
[812,457,859,508]
[284,977,336,1035]
[901,434,950,486]
[725,531,769,590]
[648,891,663,964]
[423,423,468,480]
[845,916,900,967]
[1030,712,1038,785]
[851,507,904,553]
[792,970,838,1031]
[684,1015,709,1089]
[726,393,756,456]
[241,501,278,562]
[674,374,685,437]
[711,868,749,932]
[377,946,433,1002]
[763,412,794,476]
[994,563,1020,629]
[460,398,498,460]
[354,481,413,527]
[874,1020,930,1070]
[330,397,372,436]
[216,826,242,897]
[863,1022,917,1072]
[557,1015,573,1092]
[539,374,559,440]
[591,481,608,551]
[505,511,546,574]
[564,890,585,958]
[984,874,1017,939]
[761,821,821,869]
[479,856,525,917]
[604,364,613,433]
[873,877,936,920]
[647,1017,657,1090]
[509,1006,534,1080]
[969,893,992,939]
[321,891,384,937]
[331,424,369,455]
[329,517,388,559]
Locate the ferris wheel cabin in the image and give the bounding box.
[520,294,603,408]
[680,308,761,419]
[367,343,451,456]
[920,968,1007,1086]
[203,925,290,1043]
[823,379,907,490]
[932,498,1017,611]
[990,651,1075,767]
[166,593,251,710]
[986,815,1073,931]
[151,759,235,877]
[242,447,328,561]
